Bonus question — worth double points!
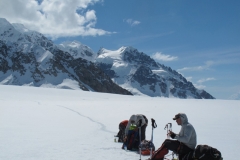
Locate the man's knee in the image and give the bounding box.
[162,139,180,152]
[163,139,177,146]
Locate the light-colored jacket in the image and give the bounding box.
[174,113,197,149]
[125,114,146,136]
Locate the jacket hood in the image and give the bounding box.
[179,113,188,125]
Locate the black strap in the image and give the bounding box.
[137,119,142,127]
[142,115,148,124]
[151,118,157,128]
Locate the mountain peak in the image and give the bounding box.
[58,40,96,61]
[118,46,137,53]
[0,18,9,24]
[0,18,10,25]
[59,40,82,48]
[97,46,137,56]
[0,18,15,34]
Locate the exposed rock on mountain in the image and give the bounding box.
[0,18,132,95]
[96,47,214,99]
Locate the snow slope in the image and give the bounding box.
[0,85,239,160]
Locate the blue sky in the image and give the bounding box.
[0,0,239,99]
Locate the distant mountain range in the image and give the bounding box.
[0,18,214,99]
[229,92,240,100]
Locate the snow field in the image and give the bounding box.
[0,85,239,160]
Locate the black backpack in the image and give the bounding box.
[183,145,222,160]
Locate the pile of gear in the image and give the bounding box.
[115,113,223,160]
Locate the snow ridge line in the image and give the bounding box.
[57,105,115,134]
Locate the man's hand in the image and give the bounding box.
[169,131,176,139]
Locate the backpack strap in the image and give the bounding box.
[198,153,206,159]
[192,146,205,160]
[182,151,192,160]
[142,115,148,125]
[192,145,198,159]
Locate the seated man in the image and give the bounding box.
[149,113,197,160]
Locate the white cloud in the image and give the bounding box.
[177,61,214,72]
[0,0,111,39]
[125,19,141,26]
[197,78,216,83]
[194,84,206,90]
[132,21,141,26]
[194,77,216,89]
[151,52,178,61]
[186,77,193,82]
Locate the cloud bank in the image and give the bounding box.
[0,0,111,39]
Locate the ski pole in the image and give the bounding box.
[151,118,157,141]
[138,119,142,160]
[150,118,157,158]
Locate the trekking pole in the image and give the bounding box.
[138,119,142,160]
[164,123,172,139]
[150,118,157,158]
[168,123,172,133]
[166,123,178,160]
[164,123,169,139]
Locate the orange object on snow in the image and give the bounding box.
[141,149,154,155]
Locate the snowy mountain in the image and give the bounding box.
[57,41,96,62]
[96,47,214,99]
[0,18,131,95]
[0,18,214,98]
